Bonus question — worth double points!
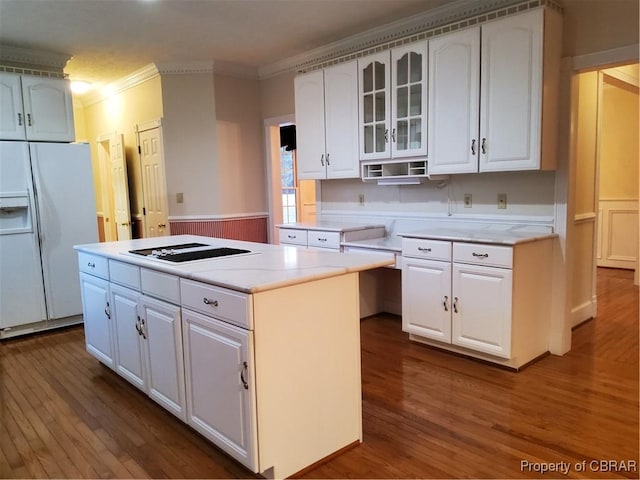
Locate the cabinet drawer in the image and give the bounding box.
[402,238,451,261]
[453,243,512,268]
[180,279,253,330]
[108,260,141,290]
[279,228,307,246]
[78,252,109,279]
[141,268,180,304]
[307,230,341,249]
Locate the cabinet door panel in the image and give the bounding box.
[182,309,257,471]
[428,27,480,174]
[392,42,428,158]
[80,273,115,368]
[20,76,75,142]
[139,295,185,420]
[324,61,359,178]
[0,73,26,140]
[480,10,542,171]
[402,258,452,342]
[111,284,145,390]
[359,52,391,160]
[452,263,512,358]
[294,70,326,179]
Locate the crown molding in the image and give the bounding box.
[0,44,71,71]
[258,0,551,79]
[155,60,214,74]
[82,63,160,106]
[213,60,259,79]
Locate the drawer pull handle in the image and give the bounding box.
[104,302,111,319]
[27,113,33,127]
[472,252,489,258]
[87,262,95,268]
[318,238,327,242]
[443,295,449,312]
[481,137,487,154]
[287,235,296,239]
[203,297,219,307]
[453,297,459,314]
[240,361,249,390]
[320,154,325,166]
[136,316,143,336]
[17,113,23,126]
[417,247,432,252]
[471,139,476,155]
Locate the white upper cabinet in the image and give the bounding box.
[359,52,391,160]
[294,61,359,180]
[427,8,561,174]
[358,41,427,161]
[391,43,428,158]
[428,27,480,174]
[480,9,545,172]
[0,73,75,142]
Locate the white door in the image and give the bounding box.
[402,257,452,342]
[80,273,115,368]
[109,134,132,240]
[96,136,117,241]
[452,263,512,358]
[0,72,26,140]
[294,70,326,179]
[110,284,145,389]
[137,123,170,238]
[479,9,543,172]
[182,308,257,471]
[428,27,480,174]
[391,41,428,158]
[21,76,75,142]
[359,52,391,160]
[324,60,360,178]
[139,294,186,421]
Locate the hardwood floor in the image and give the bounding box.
[1,268,638,479]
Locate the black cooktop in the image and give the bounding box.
[128,243,251,262]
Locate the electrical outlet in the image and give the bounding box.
[497,193,507,209]
[463,193,472,208]
[358,194,365,205]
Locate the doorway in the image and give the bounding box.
[135,120,171,238]
[264,116,316,243]
[96,131,131,241]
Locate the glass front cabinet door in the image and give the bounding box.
[358,41,427,161]
[391,42,428,158]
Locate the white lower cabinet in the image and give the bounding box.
[451,262,512,357]
[80,272,115,369]
[402,238,541,365]
[181,308,257,471]
[109,283,186,420]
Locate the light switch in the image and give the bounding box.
[176,192,184,204]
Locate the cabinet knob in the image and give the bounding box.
[326,153,330,166]
[158,223,166,229]
[320,154,325,166]
[443,295,449,312]
[203,297,219,307]
[453,297,459,314]
[17,113,23,126]
[391,128,396,143]
[104,302,111,319]
[384,129,389,144]
[481,138,487,154]
[27,113,33,127]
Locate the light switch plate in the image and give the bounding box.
[497,193,507,209]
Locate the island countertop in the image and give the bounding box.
[75,234,394,293]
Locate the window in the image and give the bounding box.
[281,147,297,223]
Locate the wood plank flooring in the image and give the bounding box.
[1,267,638,479]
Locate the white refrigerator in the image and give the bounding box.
[0,141,98,336]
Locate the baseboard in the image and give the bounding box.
[571,299,596,327]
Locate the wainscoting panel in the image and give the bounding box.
[169,216,268,243]
[597,199,638,270]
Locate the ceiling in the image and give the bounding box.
[0,0,459,88]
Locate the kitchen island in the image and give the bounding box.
[75,235,394,479]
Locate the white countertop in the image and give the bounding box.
[75,235,394,293]
[276,221,385,232]
[342,235,403,252]
[398,223,557,245]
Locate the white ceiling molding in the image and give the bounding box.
[82,63,160,106]
[0,44,71,72]
[258,0,559,79]
[155,60,215,74]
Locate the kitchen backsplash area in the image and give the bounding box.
[319,170,557,223]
